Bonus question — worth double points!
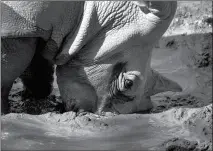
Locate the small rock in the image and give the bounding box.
[160,138,198,151]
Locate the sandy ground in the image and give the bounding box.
[1,2,212,150]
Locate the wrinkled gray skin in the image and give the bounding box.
[1,1,181,114]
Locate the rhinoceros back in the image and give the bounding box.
[1,1,84,63]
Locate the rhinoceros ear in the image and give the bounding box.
[133,1,150,13]
[146,69,182,96]
[133,1,150,7]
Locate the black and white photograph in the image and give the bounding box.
[1,1,212,150]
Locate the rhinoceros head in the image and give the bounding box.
[56,1,180,114]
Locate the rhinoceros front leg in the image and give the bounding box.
[56,64,97,113]
[1,38,37,114]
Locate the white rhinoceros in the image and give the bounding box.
[1,1,181,114]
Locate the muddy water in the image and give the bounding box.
[1,113,188,150]
[152,33,212,107]
[2,104,211,150]
[1,32,212,150]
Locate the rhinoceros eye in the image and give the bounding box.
[107,62,135,103]
[124,79,133,89]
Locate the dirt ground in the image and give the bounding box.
[1,1,212,150]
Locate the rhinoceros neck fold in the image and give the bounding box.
[148,1,177,20]
[55,1,99,65]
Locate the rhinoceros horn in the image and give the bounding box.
[145,69,182,97]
